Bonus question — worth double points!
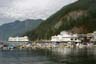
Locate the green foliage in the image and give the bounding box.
[25,0,96,41]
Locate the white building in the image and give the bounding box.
[90,31,96,42]
[8,36,29,42]
[51,31,81,42]
[8,36,29,46]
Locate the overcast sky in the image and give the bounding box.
[0,0,77,25]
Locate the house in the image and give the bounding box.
[8,36,29,46]
[90,31,96,42]
[51,31,81,42]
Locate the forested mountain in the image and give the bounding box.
[0,19,43,40]
[25,0,96,41]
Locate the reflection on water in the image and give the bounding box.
[0,50,56,64]
[51,47,96,64]
[0,48,96,64]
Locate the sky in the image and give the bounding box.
[0,0,77,25]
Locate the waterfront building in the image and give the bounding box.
[8,36,29,42]
[8,36,29,46]
[51,31,81,42]
[90,31,96,42]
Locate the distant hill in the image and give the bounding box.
[0,19,43,41]
[25,0,96,41]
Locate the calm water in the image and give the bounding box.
[0,48,96,64]
[0,49,56,64]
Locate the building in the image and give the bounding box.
[8,36,29,46]
[8,36,29,42]
[90,31,96,42]
[51,31,81,42]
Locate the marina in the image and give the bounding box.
[0,31,96,64]
[1,31,96,50]
[0,31,95,64]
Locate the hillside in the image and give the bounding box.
[0,19,43,41]
[25,0,96,41]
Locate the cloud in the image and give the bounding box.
[0,0,77,25]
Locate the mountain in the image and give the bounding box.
[25,0,96,41]
[0,19,43,41]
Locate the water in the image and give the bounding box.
[0,48,96,64]
[51,47,96,64]
[0,49,56,64]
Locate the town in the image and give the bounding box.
[0,31,96,50]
